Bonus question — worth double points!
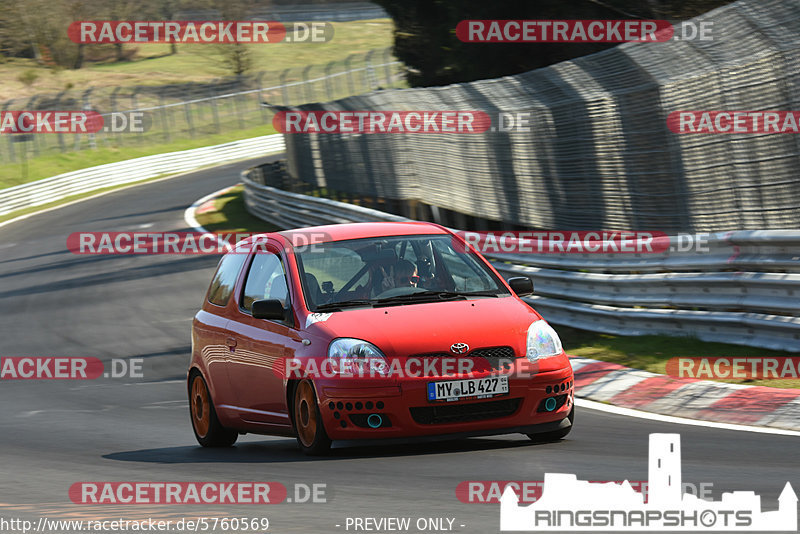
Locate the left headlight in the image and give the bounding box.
[328,338,390,376]
[525,320,563,362]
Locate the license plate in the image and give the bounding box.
[427,376,509,402]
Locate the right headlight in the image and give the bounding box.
[525,320,563,362]
[327,338,390,376]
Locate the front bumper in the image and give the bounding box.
[315,364,574,440]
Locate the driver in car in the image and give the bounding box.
[354,259,419,298]
[378,259,419,292]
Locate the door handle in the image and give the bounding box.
[225,337,237,351]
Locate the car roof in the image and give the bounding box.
[276,221,451,244]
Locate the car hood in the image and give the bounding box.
[303,296,541,359]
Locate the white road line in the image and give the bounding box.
[576,398,800,437]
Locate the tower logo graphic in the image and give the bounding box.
[500,433,797,531]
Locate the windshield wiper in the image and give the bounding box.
[314,299,374,311]
[375,290,502,305]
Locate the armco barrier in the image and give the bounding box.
[242,165,800,352]
[280,0,800,233]
[0,135,286,218]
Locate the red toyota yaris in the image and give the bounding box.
[188,222,574,454]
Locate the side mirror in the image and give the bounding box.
[252,299,287,321]
[507,277,533,297]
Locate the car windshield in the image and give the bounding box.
[294,234,508,311]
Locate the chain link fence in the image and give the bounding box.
[282,0,800,233]
[0,47,402,164]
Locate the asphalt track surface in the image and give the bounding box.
[0,157,798,534]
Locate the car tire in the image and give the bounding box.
[527,405,574,442]
[293,379,332,455]
[189,371,238,447]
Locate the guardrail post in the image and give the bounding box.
[280,69,290,106]
[25,95,41,157]
[302,65,315,103]
[1,99,13,162]
[382,47,392,87]
[365,49,377,89]
[324,62,334,100]
[344,54,356,95]
[256,72,268,123]
[82,89,96,150]
[184,99,195,138]
[231,86,244,130]
[131,89,144,143]
[158,91,171,143]
[209,89,221,133]
[110,86,123,146]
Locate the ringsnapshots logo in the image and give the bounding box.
[500,433,797,531]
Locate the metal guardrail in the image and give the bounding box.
[0,135,286,218]
[241,165,800,352]
[243,177,407,229]
[280,0,800,233]
[486,232,800,273]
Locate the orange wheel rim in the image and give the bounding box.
[191,376,210,438]
[295,381,318,447]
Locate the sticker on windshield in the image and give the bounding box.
[305,313,332,328]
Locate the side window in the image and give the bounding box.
[207,252,247,307]
[241,251,289,313]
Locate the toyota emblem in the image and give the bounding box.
[450,342,469,354]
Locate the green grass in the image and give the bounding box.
[0,20,395,100]
[195,184,279,234]
[0,123,276,190]
[560,325,800,388]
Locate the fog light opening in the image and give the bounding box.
[367,413,383,428]
[544,397,557,412]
